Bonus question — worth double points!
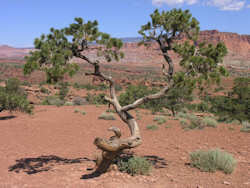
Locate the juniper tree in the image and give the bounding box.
[23,9,228,175]
[138,8,228,114]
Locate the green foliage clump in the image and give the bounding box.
[72,97,87,105]
[178,112,217,130]
[41,96,64,106]
[190,149,237,174]
[201,117,218,128]
[74,109,80,113]
[24,17,123,84]
[40,86,50,94]
[0,78,32,113]
[240,121,250,133]
[118,156,152,176]
[146,124,158,130]
[73,83,108,91]
[86,93,107,105]
[64,101,73,106]
[98,112,116,120]
[21,81,32,87]
[58,82,69,100]
[180,119,188,127]
[208,77,249,123]
[163,85,193,116]
[119,85,164,112]
[153,115,167,125]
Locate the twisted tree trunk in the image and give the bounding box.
[78,48,173,174]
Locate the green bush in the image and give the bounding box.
[190,149,237,174]
[74,109,80,113]
[73,82,108,91]
[180,119,188,127]
[40,86,50,94]
[0,78,32,113]
[240,121,250,133]
[58,82,69,100]
[86,93,107,105]
[177,112,187,119]
[64,101,73,106]
[21,80,32,87]
[72,97,87,105]
[118,156,152,176]
[98,112,116,120]
[119,85,164,112]
[208,77,250,122]
[201,117,218,128]
[41,96,64,106]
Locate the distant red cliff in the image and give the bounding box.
[1,30,250,68]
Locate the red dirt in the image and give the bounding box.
[0,105,249,188]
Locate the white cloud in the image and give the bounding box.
[152,0,198,6]
[152,0,247,11]
[208,0,245,11]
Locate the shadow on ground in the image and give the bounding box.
[0,115,16,120]
[144,155,168,169]
[9,155,94,174]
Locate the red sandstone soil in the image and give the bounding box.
[0,105,249,188]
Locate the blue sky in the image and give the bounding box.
[1,0,250,47]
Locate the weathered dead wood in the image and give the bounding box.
[79,46,172,173]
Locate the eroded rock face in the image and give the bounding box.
[198,30,250,59]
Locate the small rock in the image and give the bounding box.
[180,156,186,161]
[223,181,231,185]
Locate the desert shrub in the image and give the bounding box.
[179,113,207,130]
[240,121,250,133]
[0,78,32,113]
[190,149,237,174]
[146,124,158,130]
[177,112,187,119]
[41,96,64,106]
[180,119,188,127]
[73,83,108,91]
[118,156,152,176]
[153,116,166,125]
[72,97,87,105]
[231,119,241,125]
[194,102,210,112]
[188,117,204,130]
[74,109,80,113]
[58,82,69,100]
[81,110,86,115]
[64,101,73,106]
[98,112,116,120]
[21,80,32,87]
[40,86,50,94]
[86,93,107,105]
[5,78,23,94]
[201,117,218,128]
